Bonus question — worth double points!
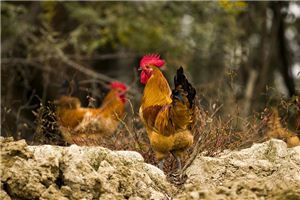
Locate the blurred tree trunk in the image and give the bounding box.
[273,2,295,96]
[249,2,295,113]
[253,2,276,102]
[242,69,258,117]
[241,2,274,115]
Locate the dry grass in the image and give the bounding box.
[32,102,66,145]
[31,99,266,172]
[31,92,300,180]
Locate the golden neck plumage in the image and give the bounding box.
[142,67,172,108]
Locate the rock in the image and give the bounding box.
[0,182,11,200]
[0,137,174,200]
[1,137,300,200]
[143,163,166,178]
[175,139,300,200]
[116,150,145,162]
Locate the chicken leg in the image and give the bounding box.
[171,151,182,170]
[158,159,165,171]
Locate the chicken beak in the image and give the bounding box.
[138,68,142,71]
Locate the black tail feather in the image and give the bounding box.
[173,67,196,108]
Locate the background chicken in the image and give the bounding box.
[55,81,127,145]
[138,54,197,170]
[267,108,300,148]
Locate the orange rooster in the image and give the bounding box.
[267,108,300,148]
[138,54,196,170]
[54,81,127,145]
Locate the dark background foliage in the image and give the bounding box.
[1,1,300,149]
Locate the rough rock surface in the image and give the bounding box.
[1,137,300,200]
[175,139,300,200]
[0,137,174,200]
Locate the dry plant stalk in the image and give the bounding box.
[33,102,65,145]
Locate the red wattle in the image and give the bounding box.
[141,70,151,84]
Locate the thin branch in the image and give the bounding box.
[2,58,53,73]
[16,91,38,126]
[56,50,115,83]
[2,55,138,95]
[211,104,223,118]
[66,53,137,61]
[56,48,138,95]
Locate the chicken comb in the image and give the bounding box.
[140,53,165,68]
[110,81,128,91]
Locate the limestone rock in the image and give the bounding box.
[1,137,299,200]
[0,137,174,200]
[175,139,300,200]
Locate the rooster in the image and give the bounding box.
[138,54,196,170]
[54,81,127,145]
